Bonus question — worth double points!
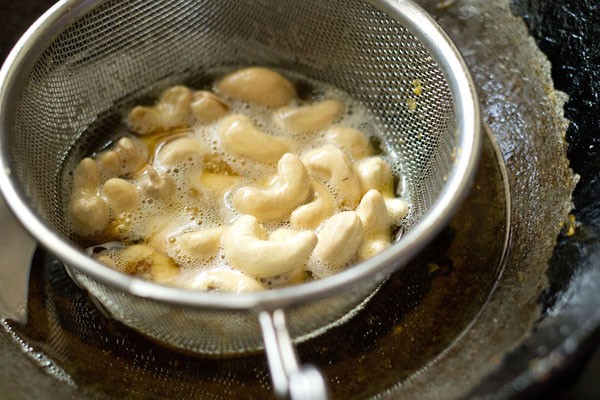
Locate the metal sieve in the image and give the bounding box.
[0,0,480,399]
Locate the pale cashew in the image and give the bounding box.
[232,153,310,221]
[141,166,176,199]
[100,244,179,284]
[224,215,317,278]
[355,156,409,221]
[155,136,206,167]
[72,157,101,195]
[325,126,373,159]
[217,67,295,107]
[191,90,229,122]
[312,211,363,271]
[69,158,110,235]
[290,179,335,229]
[127,85,193,135]
[172,226,225,260]
[301,145,362,208]
[102,178,140,214]
[356,190,392,260]
[69,194,110,236]
[186,270,265,293]
[97,136,149,177]
[355,156,394,196]
[217,114,293,163]
[384,197,409,222]
[275,99,344,133]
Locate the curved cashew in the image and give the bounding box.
[191,90,229,122]
[127,85,193,135]
[100,244,179,284]
[356,190,392,260]
[155,136,206,167]
[69,194,110,236]
[224,215,317,278]
[325,126,373,159]
[275,99,344,133]
[218,114,293,163]
[232,153,310,221]
[301,145,362,208]
[186,270,265,293]
[356,156,394,195]
[69,158,109,235]
[217,67,295,108]
[355,157,409,221]
[141,166,176,199]
[290,179,335,229]
[172,226,225,260]
[97,136,149,177]
[312,211,363,273]
[102,178,140,214]
[72,157,101,195]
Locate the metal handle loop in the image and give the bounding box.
[259,309,328,400]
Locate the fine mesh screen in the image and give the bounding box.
[7,0,457,353]
[11,0,453,234]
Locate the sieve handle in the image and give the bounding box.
[259,309,328,400]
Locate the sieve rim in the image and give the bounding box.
[0,0,481,312]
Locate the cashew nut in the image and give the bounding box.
[325,126,373,159]
[72,157,101,195]
[275,99,344,133]
[155,136,206,167]
[355,157,409,221]
[191,90,229,122]
[141,166,176,199]
[312,211,363,272]
[217,67,295,107]
[356,190,392,260]
[290,179,335,229]
[185,270,265,293]
[217,114,293,163]
[301,145,362,208]
[97,136,149,177]
[355,156,394,195]
[99,244,179,284]
[102,178,140,214]
[172,226,225,260]
[224,215,317,278]
[232,153,310,221]
[69,158,110,235]
[127,85,193,135]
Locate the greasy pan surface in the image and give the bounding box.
[0,0,597,399]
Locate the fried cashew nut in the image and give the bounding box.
[290,179,335,229]
[191,90,229,122]
[97,136,149,177]
[141,166,176,199]
[101,178,140,214]
[100,244,179,284]
[155,136,206,167]
[172,226,225,260]
[312,211,364,273]
[127,85,193,135]
[356,190,392,260]
[275,99,344,133]
[232,153,311,221]
[69,158,110,235]
[301,145,362,208]
[218,114,293,163]
[325,126,373,159]
[224,215,317,278]
[186,270,265,293]
[217,67,295,108]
